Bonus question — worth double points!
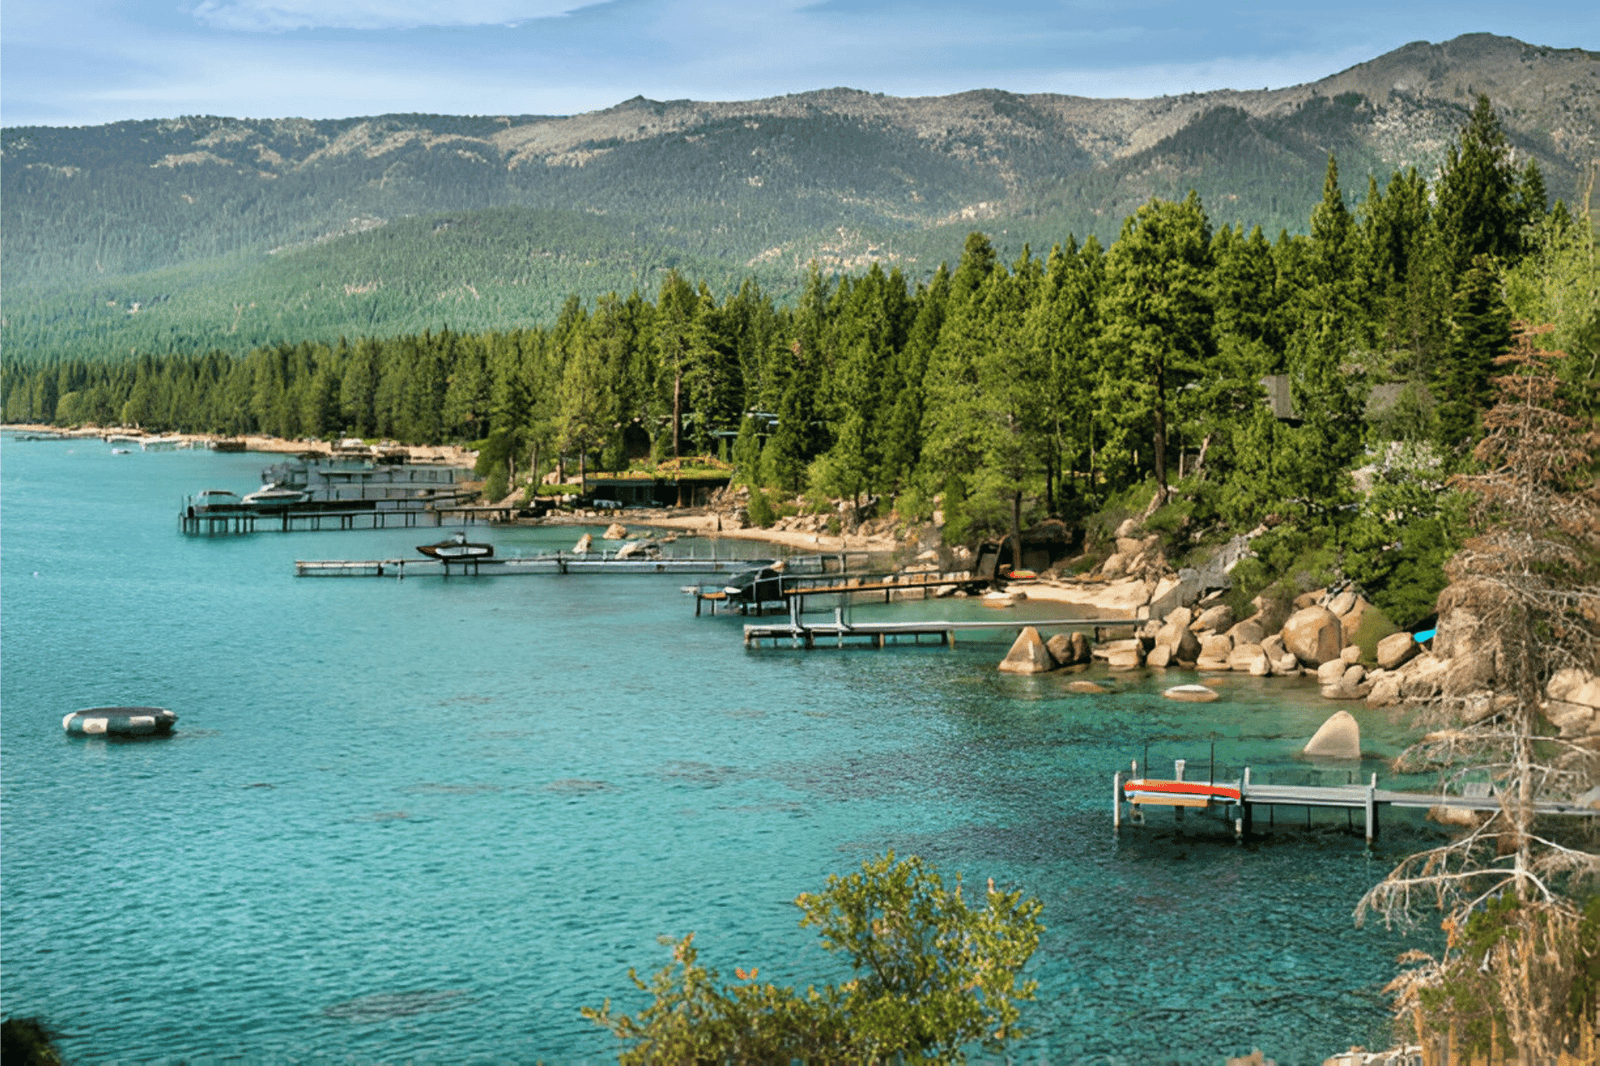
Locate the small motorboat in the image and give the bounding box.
[417,532,494,560]
[242,482,310,508]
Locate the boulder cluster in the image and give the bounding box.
[1021,586,1391,694]
[997,627,1092,673]
[996,571,1600,760]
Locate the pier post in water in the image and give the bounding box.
[1365,772,1379,844]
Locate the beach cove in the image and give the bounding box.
[0,435,1441,1064]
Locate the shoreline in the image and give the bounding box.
[2,423,477,466]
[5,421,1150,615]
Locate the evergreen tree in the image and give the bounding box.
[920,233,1002,535]
[1095,194,1214,504]
[1436,95,1525,276]
[1435,255,1513,454]
[1028,236,1102,512]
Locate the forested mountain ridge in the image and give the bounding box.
[2,33,1595,365]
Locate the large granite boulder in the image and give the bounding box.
[572,532,594,553]
[1376,632,1420,670]
[1229,643,1271,675]
[1365,670,1404,708]
[1227,618,1266,646]
[1196,632,1234,671]
[1146,644,1173,668]
[1193,604,1235,633]
[1046,631,1091,667]
[1154,616,1201,662]
[1316,659,1349,686]
[1399,654,1449,700]
[1281,607,1343,666]
[999,626,1055,674]
[1304,710,1361,757]
[1261,634,1300,676]
[1104,641,1145,671]
[602,522,628,540]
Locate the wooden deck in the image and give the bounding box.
[743,614,1136,648]
[296,552,771,577]
[1115,764,1598,843]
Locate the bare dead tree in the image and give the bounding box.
[1355,324,1600,1060]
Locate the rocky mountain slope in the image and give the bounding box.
[2,33,1594,355]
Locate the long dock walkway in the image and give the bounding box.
[296,552,768,578]
[1115,762,1598,843]
[744,613,1136,648]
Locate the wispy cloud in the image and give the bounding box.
[187,0,603,32]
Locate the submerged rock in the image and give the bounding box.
[1163,684,1220,703]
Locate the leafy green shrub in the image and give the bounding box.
[1143,494,1193,536]
[1086,477,1157,546]
[1347,603,1399,664]
[481,465,508,503]
[1,1017,64,1066]
[746,488,776,528]
[584,853,1043,1066]
[893,484,933,525]
[1222,523,1342,623]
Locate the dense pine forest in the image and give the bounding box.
[5,98,1597,628]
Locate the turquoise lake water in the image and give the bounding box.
[1,436,1441,1064]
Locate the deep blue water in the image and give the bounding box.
[1,437,1439,1065]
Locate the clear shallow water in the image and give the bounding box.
[1,437,1439,1065]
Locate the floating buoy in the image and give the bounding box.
[63,706,178,736]
[1162,685,1220,703]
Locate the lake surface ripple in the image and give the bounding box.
[1,438,1434,1064]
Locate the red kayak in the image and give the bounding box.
[1123,778,1241,807]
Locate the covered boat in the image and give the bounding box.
[417,532,494,560]
[63,706,178,736]
[242,483,311,508]
[190,489,244,513]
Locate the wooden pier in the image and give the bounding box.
[743,611,1134,649]
[694,568,989,615]
[296,551,770,578]
[1114,760,1598,843]
[184,501,460,536]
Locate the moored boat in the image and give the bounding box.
[417,532,494,560]
[242,483,311,508]
[190,488,244,513]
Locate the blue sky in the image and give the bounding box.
[2,0,1594,127]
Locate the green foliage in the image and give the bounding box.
[1344,442,1466,625]
[1346,603,1400,664]
[481,465,509,505]
[0,1018,64,1066]
[746,488,776,529]
[1224,523,1343,622]
[1405,896,1600,1061]
[584,853,1043,1065]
